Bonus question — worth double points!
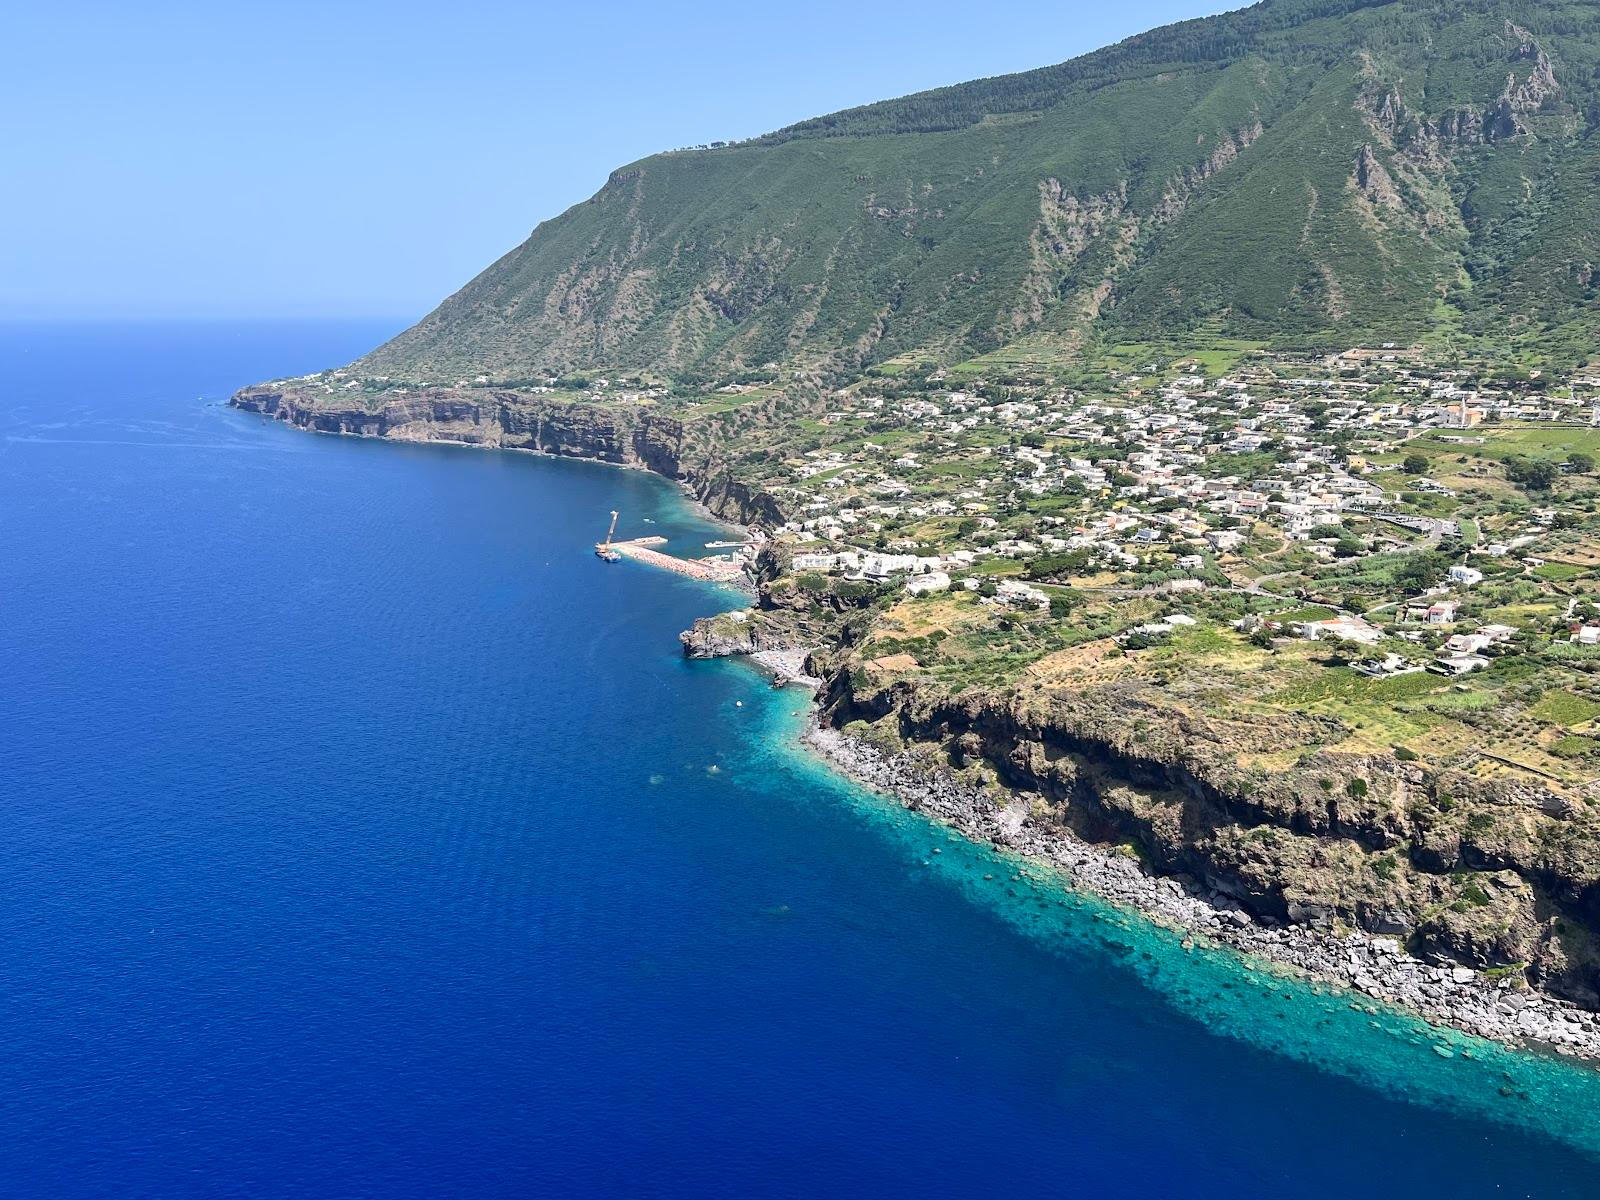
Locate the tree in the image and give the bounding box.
[1504,455,1560,492]
[1394,550,1449,593]
[1024,549,1093,580]
[1402,453,1429,475]
[1334,533,1366,557]
[1569,451,1595,475]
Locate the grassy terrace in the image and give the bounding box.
[850,575,1600,787]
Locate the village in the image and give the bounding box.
[686,342,1600,788]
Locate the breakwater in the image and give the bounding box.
[608,537,746,582]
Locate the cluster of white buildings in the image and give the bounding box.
[758,350,1594,638]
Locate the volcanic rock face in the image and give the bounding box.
[234,386,648,458]
[807,720,1600,1058]
[815,664,1600,1010]
[680,614,761,659]
[230,386,784,528]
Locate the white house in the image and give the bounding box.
[1299,616,1383,646]
[994,580,1051,610]
[906,571,951,596]
[860,553,921,579]
[1430,652,1488,676]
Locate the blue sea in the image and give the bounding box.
[4,320,1600,1197]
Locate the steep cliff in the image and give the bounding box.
[679,547,884,658]
[816,660,1600,1008]
[230,385,786,528]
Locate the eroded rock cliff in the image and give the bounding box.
[230,385,785,528]
[815,660,1600,1009]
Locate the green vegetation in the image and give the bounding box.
[1530,690,1600,728]
[1269,667,1445,708]
[1505,456,1562,492]
[351,0,1600,385]
[1535,562,1588,582]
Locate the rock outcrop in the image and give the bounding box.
[230,385,786,528]
[807,721,1600,1058]
[816,663,1600,1010]
[679,546,883,659]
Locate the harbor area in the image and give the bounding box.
[595,510,749,582]
[609,537,745,582]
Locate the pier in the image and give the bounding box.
[595,511,744,581]
[609,538,745,582]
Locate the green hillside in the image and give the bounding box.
[358,0,1600,384]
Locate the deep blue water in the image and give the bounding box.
[5,320,1600,1197]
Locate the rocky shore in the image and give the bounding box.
[748,648,822,688]
[805,722,1600,1062]
[235,383,1600,1062]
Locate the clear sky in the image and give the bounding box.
[5,0,1236,320]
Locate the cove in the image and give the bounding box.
[2,319,1599,1197]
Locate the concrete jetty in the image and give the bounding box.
[609,537,745,582]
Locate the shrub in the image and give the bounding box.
[1504,455,1560,492]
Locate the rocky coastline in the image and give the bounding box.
[233,383,1600,1062]
[805,721,1600,1062]
[229,384,786,530]
[748,648,822,688]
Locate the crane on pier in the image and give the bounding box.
[596,510,621,561]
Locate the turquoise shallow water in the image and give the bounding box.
[3,319,1600,1197]
[762,702,1600,1155]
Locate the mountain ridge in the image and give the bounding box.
[352,0,1600,385]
